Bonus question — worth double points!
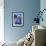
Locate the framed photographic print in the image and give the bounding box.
[12,12,24,27]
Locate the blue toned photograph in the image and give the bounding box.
[12,12,24,27]
[14,14,21,24]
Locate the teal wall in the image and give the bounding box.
[4,0,40,42]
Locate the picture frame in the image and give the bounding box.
[12,12,24,27]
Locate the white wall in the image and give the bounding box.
[0,0,4,42]
[40,0,46,27]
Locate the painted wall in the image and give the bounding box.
[4,0,40,42]
[40,0,46,27]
